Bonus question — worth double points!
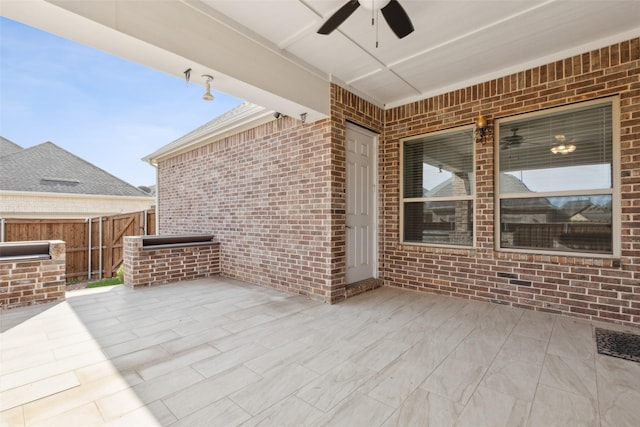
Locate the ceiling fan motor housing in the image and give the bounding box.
[359,0,391,10]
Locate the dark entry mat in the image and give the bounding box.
[595,328,640,363]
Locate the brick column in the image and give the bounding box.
[0,240,66,309]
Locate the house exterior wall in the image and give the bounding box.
[0,191,154,219]
[157,37,638,326]
[157,117,338,301]
[382,37,640,326]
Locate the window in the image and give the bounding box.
[401,126,475,247]
[496,98,619,256]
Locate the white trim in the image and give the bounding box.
[143,103,274,164]
[0,190,153,202]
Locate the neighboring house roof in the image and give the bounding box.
[0,140,149,197]
[499,173,533,194]
[424,173,473,198]
[422,173,531,198]
[568,203,611,223]
[143,102,272,164]
[0,136,23,157]
[138,184,156,197]
[560,200,592,216]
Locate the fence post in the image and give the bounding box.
[98,217,103,280]
[0,218,5,242]
[87,218,92,280]
[105,216,113,278]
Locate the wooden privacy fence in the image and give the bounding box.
[0,210,155,282]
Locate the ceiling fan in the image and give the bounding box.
[500,128,525,150]
[317,0,414,39]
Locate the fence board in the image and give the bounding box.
[1,210,155,282]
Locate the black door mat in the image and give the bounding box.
[595,328,640,363]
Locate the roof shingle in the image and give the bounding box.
[0,140,149,197]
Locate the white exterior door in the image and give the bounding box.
[345,124,377,284]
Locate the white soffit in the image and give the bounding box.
[2,0,639,113]
[0,0,330,122]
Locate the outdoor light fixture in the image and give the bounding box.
[183,68,192,86]
[550,134,576,155]
[476,115,488,144]
[202,75,214,101]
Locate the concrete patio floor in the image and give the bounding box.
[1,277,639,426]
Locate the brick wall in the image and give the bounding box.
[382,37,640,326]
[123,236,220,289]
[156,118,337,301]
[155,36,639,326]
[0,240,66,309]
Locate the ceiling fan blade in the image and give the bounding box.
[317,0,360,35]
[381,0,414,38]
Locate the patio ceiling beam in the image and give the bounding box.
[1,0,330,122]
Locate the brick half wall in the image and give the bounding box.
[123,236,220,289]
[0,240,66,309]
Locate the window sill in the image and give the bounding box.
[495,247,621,267]
[398,242,477,256]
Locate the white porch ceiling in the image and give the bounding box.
[2,0,640,119]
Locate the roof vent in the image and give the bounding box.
[41,177,80,184]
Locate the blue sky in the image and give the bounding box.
[0,17,243,187]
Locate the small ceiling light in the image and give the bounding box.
[550,134,576,155]
[202,75,214,102]
[475,115,488,144]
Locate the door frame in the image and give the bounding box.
[345,122,379,284]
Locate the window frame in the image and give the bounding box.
[400,124,476,248]
[494,96,621,258]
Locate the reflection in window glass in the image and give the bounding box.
[402,128,474,246]
[500,196,612,254]
[499,103,612,193]
[496,99,615,254]
[405,201,473,246]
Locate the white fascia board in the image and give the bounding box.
[1,0,329,121]
[142,103,275,164]
[0,190,154,202]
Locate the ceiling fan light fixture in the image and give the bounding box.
[554,134,567,142]
[551,134,575,154]
[550,143,576,155]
